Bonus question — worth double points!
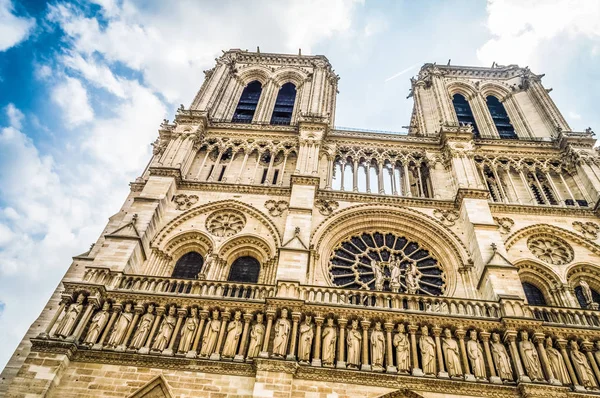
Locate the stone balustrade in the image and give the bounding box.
[530,305,600,328]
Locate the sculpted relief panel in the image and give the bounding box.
[205,210,247,238]
[527,235,573,265]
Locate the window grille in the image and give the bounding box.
[232,81,262,123]
[270,83,296,125]
[522,282,547,306]
[486,96,517,139]
[227,256,260,283]
[452,94,479,138]
[172,252,204,279]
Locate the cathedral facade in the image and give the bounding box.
[3,49,600,398]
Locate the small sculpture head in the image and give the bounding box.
[124,303,133,312]
[520,330,529,341]
[234,311,241,320]
[327,318,334,327]
[147,304,155,313]
[491,333,500,343]
[596,340,600,350]
[444,328,452,338]
[281,309,288,319]
[304,315,312,325]
[256,313,263,323]
[421,325,429,335]
[212,310,219,320]
[190,307,198,316]
[570,341,579,351]
[76,293,85,303]
[102,302,110,311]
[545,337,553,348]
[352,320,359,329]
[397,324,405,333]
[168,306,176,316]
[469,330,478,340]
[375,322,382,330]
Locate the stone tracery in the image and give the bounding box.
[527,235,574,265]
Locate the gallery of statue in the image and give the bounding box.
[4,49,600,398]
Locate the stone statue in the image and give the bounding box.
[129,304,155,349]
[55,294,85,338]
[83,301,110,345]
[178,307,198,354]
[490,333,513,382]
[467,330,487,380]
[420,325,436,375]
[272,309,291,357]
[595,341,600,373]
[200,310,221,357]
[545,337,570,385]
[347,320,362,369]
[152,306,177,352]
[370,322,385,371]
[442,328,463,378]
[389,255,401,291]
[322,318,337,366]
[246,313,265,359]
[222,311,243,358]
[107,303,133,347]
[580,280,594,306]
[570,340,598,389]
[298,315,314,364]
[405,263,420,294]
[200,252,215,279]
[372,260,385,291]
[393,324,410,374]
[519,331,544,381]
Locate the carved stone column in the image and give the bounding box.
[95,303,120,349]
[235,312,253,362]
[140,306,164,354]
[456,328,474,381]
[480,332,501,384]
[385,322,397,374]
[163,308,186,356]
[533,333,560,385]
[361,319,371,371]
[408,324,422,376]
[116,305,142,351]
[39,297,70,338]
[69,299,98,343]
[286,312,301,361]
[211,311,230,360]
[556,338,584,391]
[259,308,275,358]
[432,326,448,378]
[582,340,600,387]
[337,318,347,369]
[188,308,208,358]
[504,330,530,383]
[312,315,324,367]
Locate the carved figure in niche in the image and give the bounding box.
[467,330,487,380]
[389,255,401,291]
[272,309,291,358]
[200,310,221,357]
[298,315,314,364]
[519,331,544,381]
[442,328,462,378]
[570,341,598,389]
[372,260,385,291]
[322,318,337,366]
[107,303,133,347]
[371,322,385,371]
[491,333,513,382]
[405,263,420,295]
[83,301,110,345]
[580,280,594,307]
[347,320,362,369]
[178,307,198,354]
[420,325,436,375]
[394,324,410,374]
[545,337,570,385]
[595,341,600,373]
[55,293,85,338]
[129,304,155,349]
[199,251,214,280]
[152,306,177,352]
[246,313,264,359]
[222,311,243,358]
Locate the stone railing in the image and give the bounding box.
[530,305,600,328]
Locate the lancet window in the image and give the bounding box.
[522,282,547,306]
[270,83,296,125]
[227,256,260,283]
[575,285,600,309]
[486,95,517,139]
[232,81,262,123]
[452,94,479,138]
[172,252,204,279]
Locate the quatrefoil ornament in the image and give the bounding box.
[264,200,289,217]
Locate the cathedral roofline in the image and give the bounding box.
[218,48,332,69]
[417,62,534,80]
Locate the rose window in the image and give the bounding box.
[527,236,573,265]
[329,232,445,296]
[206,211,246,238]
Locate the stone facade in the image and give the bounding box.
[3,49,600,398]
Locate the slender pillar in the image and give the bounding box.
[403,163,412,197]
[377,162,385,194]
[195,146,211,180]
[408,324,422,376]
[432,326,448,378]
[518,169,536,204]
[210,311,230,360]
[365,162,371,193]
[222,149,237,182]
[312,316,324,367]
[504,166,522,204]
[556,338,582,390]
[559,172,577,206]
[207,149,224,182]
[278,153,289,187]
[456,328,474,381]
[188,308,208,358]
[340,160,346,191]
[360,319,371,371]
[385,322,397,373]
[69,301,97,342]
[263,151,275,186]
[163,308,186,356]
[236,151,250,183]
[532,171,550,204]
[352,160,359,192]
[533,333,559,385]
[491,166,508,203]
[391,164,398,195]
[545,170,565,205]
[249,151,262,184]
[416,164,425,197]
[287,312,301,361]
[325,157,334,189]
[235,312,253,362]
[337,318,347,369]
[259,308,275,358]
[96,304,121,349]
[139,307,164,354]
[480,332,501,384]
[40,298,69,338]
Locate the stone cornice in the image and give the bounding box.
[290,175,320,187]
[490,203,596,217]
[316,190,456,210]
[454,188,490,205]
[207,121,298,134]
[178,180,292,196]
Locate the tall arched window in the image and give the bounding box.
[575,285,600,308]
[452,94,479,138]
[486,96,517,139]
[227,256,260,283]
[522,282,547,306]
[232,81,262,123]
[270,83,296,125]
[172,252,204,279]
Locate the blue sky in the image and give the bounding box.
[1,0,600,369]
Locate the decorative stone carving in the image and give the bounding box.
[107,303,133,348]
[55,293,85,338]
[518,331,544,381]
[83,301,110,345]
[527,235,574,265]
[173,194,199,211]
[272,309,291,358]
[370,322,385,372]
[393,324,410,374]
[152,306,177,352]
[178,307,198,354]
[222,311,243,358]
[315,199,339,216]
[442,328,462,378]
[206,210,246,238]
[322,318,337,367]
[298,315,314,364]
[129,304,155,350]
[573,221,600,240]
[493,217,514,235]
[419,326,436,375]
[490,333,513,382]
[545,337,570,385]
[200,310,221,358]
[467,330,486,381]
[405,262,421,295]
[433,209,459,227]
[579,280,595,308]
[346,319,362,369]
[570,341,598,389]
[264,200,288,217]
[246,313,265,359]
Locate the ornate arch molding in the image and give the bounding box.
[479,82,512,101]
[566,263,600,293]
[513,259,562,305]
[163,230,214,260]
[310,204,471,296]
[446,81,478,100]
[236,65,271,86]
[219,234,274,264]
[152,199,282,251]
[272,66,309,87]
[505,224,600,258]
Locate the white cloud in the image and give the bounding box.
[0,0,35,52]
[5,103,24,129]
[51,76,94,127]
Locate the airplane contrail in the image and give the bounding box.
[384,63,420,82]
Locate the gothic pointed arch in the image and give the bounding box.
[236,65,271,86]
[566,263,600,296]
[513,259,562,305]
[310,204,471,296]
[446,81,478,100]
[218,234,276,284]
[127,375,174,398]
[479,82,512,101]
[271,66,309,87]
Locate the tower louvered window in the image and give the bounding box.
[232,81,262,123]
[270,83,296,125]
[452,94,479,138]
[486,96,517,139]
